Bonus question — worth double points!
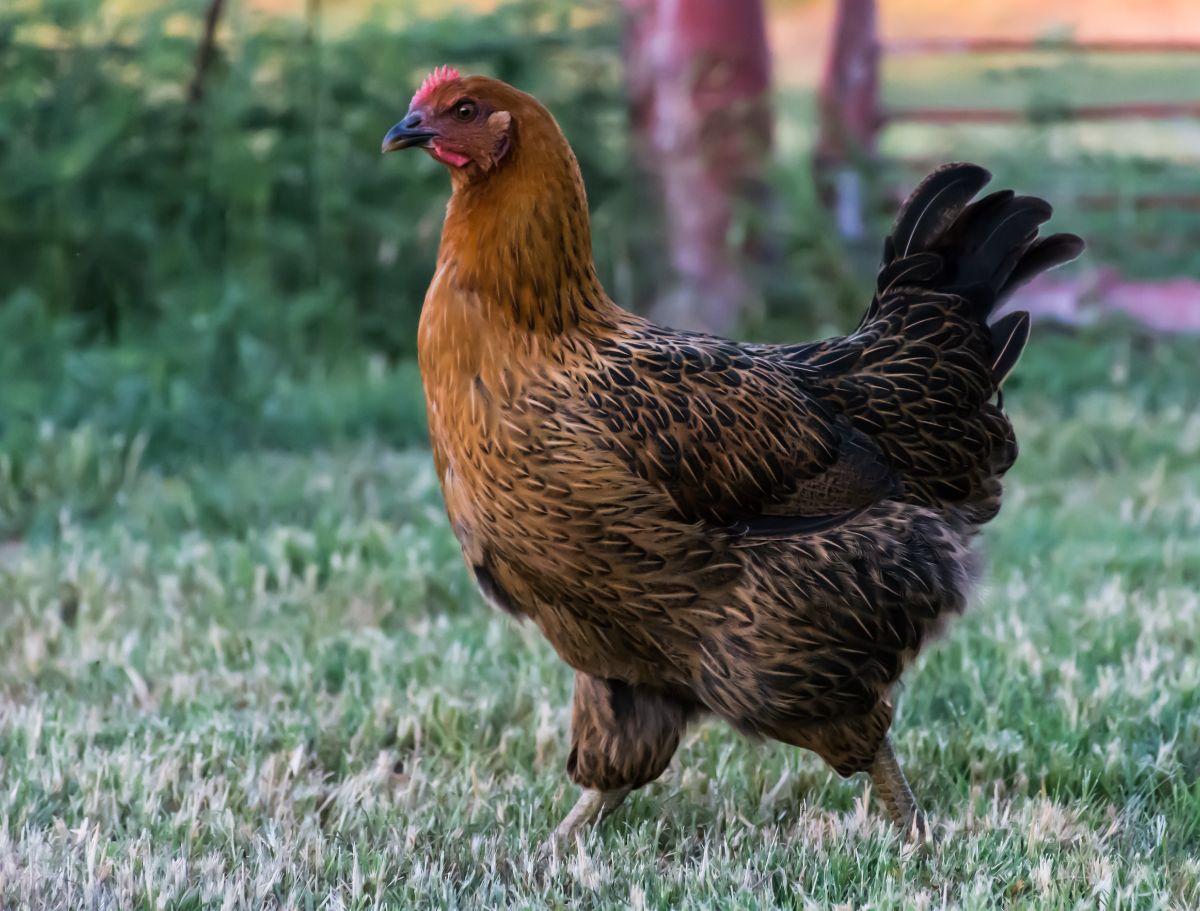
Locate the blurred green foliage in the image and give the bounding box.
[2,0,1198,526]
[0,0,647,461]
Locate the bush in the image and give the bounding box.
[0,0,638,460]
[1,0,634,349]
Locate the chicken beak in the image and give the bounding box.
[381,112,437,153]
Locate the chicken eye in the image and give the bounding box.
[452,100,477,122]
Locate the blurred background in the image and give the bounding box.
[2,0,1198,520]
[3,3,1200,905]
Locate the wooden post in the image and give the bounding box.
[625,0,774,334]
[187,0,226,106]
[815,0,880,240]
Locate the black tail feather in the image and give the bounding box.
[988,310,1031,386]
[999,233,1087,304]
[877,163,1084,384]
[888,163,992,260]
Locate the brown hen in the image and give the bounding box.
[381,69,1083,847]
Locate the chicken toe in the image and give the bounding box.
[870,737,929,842]
[544,787,631,855]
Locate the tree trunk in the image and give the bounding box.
[187,0,226,106]
[625,0,774,334]
[815,0,880,241]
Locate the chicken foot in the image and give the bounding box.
[870,736,928,841]
[541,674,691,855]
[544,786,631,855]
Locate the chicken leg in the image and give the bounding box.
[545,786,631,854]
[870,737,928,841]
[543,674,692,853]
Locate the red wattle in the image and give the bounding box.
[432,142,471,168]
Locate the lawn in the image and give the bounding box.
[3,0,1200,906]
[1,333,1197,909]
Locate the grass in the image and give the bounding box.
[5,4,1200,905]
[1,333,1198,909]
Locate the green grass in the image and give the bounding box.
[4,4,1199,906]
[1,333,1198,909]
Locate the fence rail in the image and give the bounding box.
[885,102,1200,124]
[885,38,1200,55]
[815,0,1200,238]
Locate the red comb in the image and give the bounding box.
[411,65,461,109]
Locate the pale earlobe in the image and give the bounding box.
[485,111,513,169]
